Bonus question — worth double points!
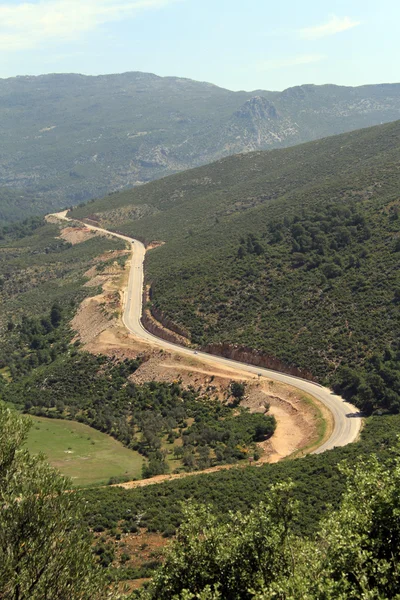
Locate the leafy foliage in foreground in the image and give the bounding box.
[0,402,111,599]
[139,451,400,599]
[73,121,400,412]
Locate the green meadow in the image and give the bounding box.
[26,416,143,487]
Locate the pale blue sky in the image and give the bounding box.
[0,0,399,91]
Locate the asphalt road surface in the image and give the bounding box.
[53,212,362,454]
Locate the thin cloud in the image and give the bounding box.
[299,15,361,40]
[257,54,325,71]
[0,0,181,52]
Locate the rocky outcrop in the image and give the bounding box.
[202,342,316,382]
[234,96,279,121]
[225,96,299,151]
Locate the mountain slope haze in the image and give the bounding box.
[1,72,400,220]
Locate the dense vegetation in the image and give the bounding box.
[139,449,400,599]
[1,73,400,219]
[0,188,46,225]
[0,302,75,379]
[0,215,44,239]
[73,120,400,413]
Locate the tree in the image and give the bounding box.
[303,454,400,599]
[50,304,62,328]
[140,482,296,600]
[237,245,246,259]
[0,402,113,600]
[230,381,246,403]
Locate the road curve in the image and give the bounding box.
[52,212,362,454]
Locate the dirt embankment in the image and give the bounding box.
[71,249,129,346]
[59,226,97,245]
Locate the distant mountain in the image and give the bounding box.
[1,71,400,220]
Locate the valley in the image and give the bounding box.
[52,210,359,458]
[17,211,335,487]
[1,74,399,598]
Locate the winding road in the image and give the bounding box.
[53,212,362,454]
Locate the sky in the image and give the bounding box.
[0,0,399,91]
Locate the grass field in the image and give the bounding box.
[26,416,144,487]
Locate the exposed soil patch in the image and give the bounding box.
[147,240,165,250]
[242,381,317,462]
[59,226,96,245]
[84,327,151,359]
[101,530,169,593]
[71,251,129,346]
[71,296,117,346]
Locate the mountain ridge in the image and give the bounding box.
[1,71,400,221]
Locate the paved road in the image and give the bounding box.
[53,212,362,453]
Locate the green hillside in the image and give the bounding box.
[1,72,400,220]
[72,121,400,412]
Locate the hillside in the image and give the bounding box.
[72,121,400,413]
[0,187,45,225]
[1,72,400,220]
